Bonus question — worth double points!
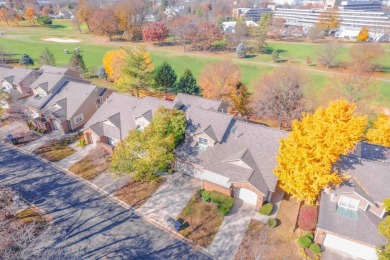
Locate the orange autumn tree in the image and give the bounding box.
[25,7,37,26]
[199,61,241,101]
[274,100,367,204]
[102,49,128,82]
[357,27,369,42]
[366,113,390,147]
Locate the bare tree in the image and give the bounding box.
[349,43,385,72]
[317,41,340,68]
[0,186,15,210]
[89,9,119,41]
[307,24,323,43]
[250,66,306,129]
[170,16,198,51]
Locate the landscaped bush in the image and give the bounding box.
[297,235,312,248]
[268,218,278,228]
[298,205,318,231]
[309,243,321,254]
[259,202,273,216]
[306,233,314,240]
[201,190,235,216]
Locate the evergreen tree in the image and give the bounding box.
[272,50,279,62]
[236,42,247,58]
[19,54,34,68]
[175,69,199,95]
[154,61,177,93]
[68,51,86,73]
[98,66,108,81]
[39,47,56,66]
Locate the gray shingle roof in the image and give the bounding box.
[185,105,234,142]
[42,81,104,121]
[317,192,387,247]
[0,67,33,85]
[84,93,176,140]
[180,119,288,195]
[337,156,390,203]
[174,93,228,112]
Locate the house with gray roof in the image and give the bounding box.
[39,82,112,134]
[82,93,177,149]
[23,67,86,118]
[175,107,287,210]
[174,93,229,113]
[0,66,38,107]
[315,142,390,259]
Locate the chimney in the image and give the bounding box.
[353,142,362,157]
[236,130,238,139]
[221,109,224,113]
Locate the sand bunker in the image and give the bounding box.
[43,37,81,43]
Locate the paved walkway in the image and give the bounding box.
[252,186,285,223]
[22,130,62,152]
[208,200,255,260]
[91,171,130,195]
[56,144,94,170]
[0,121,28,140]
[0,144,209,259]
[136,173,200,228]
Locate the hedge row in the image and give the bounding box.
[297,233,321,254]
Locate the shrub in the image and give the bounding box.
[297,235,312,248]
[201,190,234,216]
[306,233,314,240]
[236,42,247,58]
[298,206,318,231]
[77,139,87,147]
[309,243,321,254]
[201,190,211,202]
[268,218,278,228]
[196,189,204,199]
[259,202,273,216]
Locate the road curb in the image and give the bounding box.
[1,141,215,259]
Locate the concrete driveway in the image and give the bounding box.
[22,130,62,152]
[137,173,200,228]
[0,144,209,259]
[56,144,94,169]
[208,200,255,260]
[0,121,28,140]
[90,171,130,195]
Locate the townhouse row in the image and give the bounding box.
[1,64,389,260]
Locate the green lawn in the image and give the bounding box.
[0,20,389,105]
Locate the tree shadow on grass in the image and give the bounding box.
[48,25,67,29]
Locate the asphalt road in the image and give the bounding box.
[0,144,209,260]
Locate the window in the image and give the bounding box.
[74,114,84,124]
[107,137,118,146]
[198,137,208,146]
[338,196,359,211]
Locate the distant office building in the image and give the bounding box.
[325,0,383,11]
[232,7,273,22]
[274,8,390,31]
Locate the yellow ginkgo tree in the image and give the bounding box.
[366,113,390,147]
[274,99,367,204]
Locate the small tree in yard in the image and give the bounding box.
[272,50,279,62]
[366,114,390,147]
[377,201,390,260]
[98,66,108,81]
[154,61,177,93]
[307,24,323,43]
[236,42,247,58]
[19,54,34,68]
[175,69,199,95]
[68,51,86,73]
[39,47,55,66]
[317,41,340,68]
[298,206,318,231]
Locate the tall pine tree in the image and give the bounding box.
[154,61,177,93]
[68,51,86,73]
[39,47,56,66]
[175,69,199,95]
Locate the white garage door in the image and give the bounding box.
[238,188,257,205]
[323,233,377,260]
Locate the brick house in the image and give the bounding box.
[315,143,390,259]
[40,82,112,134]
[175,97,287,210]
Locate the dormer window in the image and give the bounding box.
[338,196,359,211]
[198,137,208,146]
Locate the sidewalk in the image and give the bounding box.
[90,171,130,195]
[55,144,94,169]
